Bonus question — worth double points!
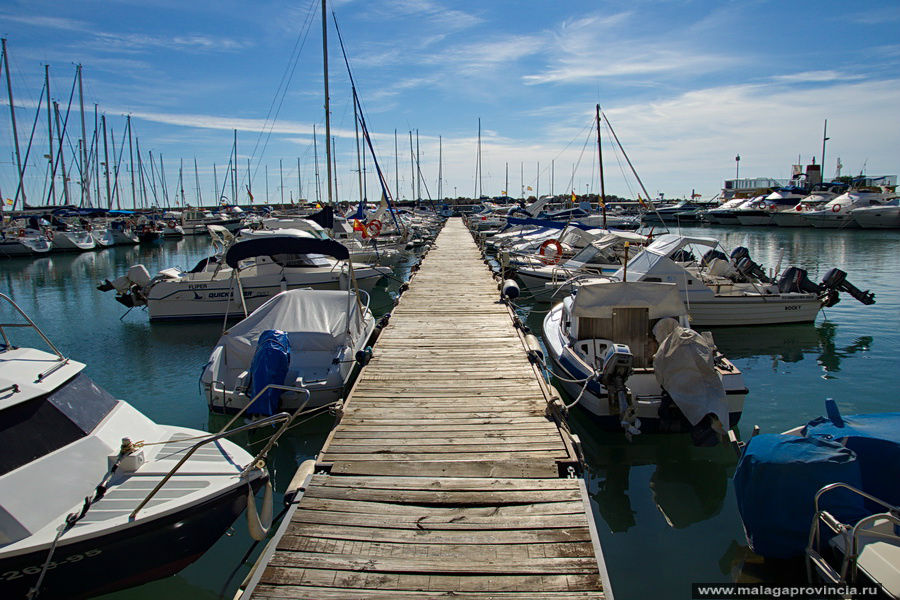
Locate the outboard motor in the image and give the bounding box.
[819,268,875,307]
[730,247,772,283]
[700,249,728,267]
[777,267,821,294]
[599,345,639,437]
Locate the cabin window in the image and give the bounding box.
[271,253,331,268]
[0,373,118,476]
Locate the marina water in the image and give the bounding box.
[1,224,897,599]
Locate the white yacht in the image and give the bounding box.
[850,198,900,229]
[542,281,747,443]
[50,229,96,252]
[202,288,376,413]
[100,231,391,321]
[771,189,839,227]
[735,188,807,226]
[804,189,891,228]
[0,294,271,599]
[0,228,52,257]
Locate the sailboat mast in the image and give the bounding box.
[331,136,338,202]
[102,114,111,208]
[394,129,399,199]
[596,104,607,228]
[505,162,508,197]
[409,130,414,201]
[127,116,136,209]
[476,117,482,198]
[194,157,202,205]
[77,65,90,206]
[354,98,363,204]
[45,64,55,206]
[3,39,26,208]
[279,159,284,204]
[297,156,302,201]
[416,129,421,202]
[821,119,829,181]
[232,129,238,204]
[438,135,442,200]
[322,0,333,204]
[313,123,321,203]
[54,101,70,205]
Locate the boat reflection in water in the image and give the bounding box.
[569,417,735,532]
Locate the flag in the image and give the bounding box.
[637,195,647,207]
[526,186,533,191]
[315,203,322,209]
[246,185,254,203]
[4,198,12,205]
[571,191,576,203]
[352,219,368,239]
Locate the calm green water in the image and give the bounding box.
[1,224,898,599]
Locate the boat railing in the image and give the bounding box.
[805,482,900,586]
[131,383,313,520]
[0,292,67,368]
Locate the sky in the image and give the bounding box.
[1,0,899,209]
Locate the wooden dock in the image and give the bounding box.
[242,218,612,599]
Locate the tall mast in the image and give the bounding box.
[232,129,238,204]
[416,129,421,202]
[180,158,186,206]
[297,156,302,201]
[110,125,121,209]
[332,136,338,202]
[77,65,90,206]
[136,138,146,208]
[212,163,218,206]
[54,101,70,205]
[438,135,442,199]
[322,0,333,204]
[596,104,607,228]
[313,123,321,203]
[536,161,540,199]
[551,159,554,196]
[504,162,508,197]
[279,159,284,204]
[2,39,26,208]
[394,129,399,200]
[475,118,481,198]
[354,98,363,204]
[821,119,829,181]
[44,65,55,205]
[409,130,415,201]
[94,105,100,206]
[247,157,252,203]
[265,164,268,203]
[194,157,202,205]
[127,115,136,209]
[102,114,111,208]
[160,154,169,207]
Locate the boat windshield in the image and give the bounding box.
[271,253,332,268]
[0,373,118,477]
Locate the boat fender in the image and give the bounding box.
[501,278,520,299]
[283,460,317,505]
[377,313,391,329]
[247,479,274,541]
[355,346,373,366]
[524,333,544,364]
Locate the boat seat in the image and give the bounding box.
[829,516,900,596]
[578,307,651,367]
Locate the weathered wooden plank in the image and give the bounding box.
[324,442,564,454]
[279,524,593,545]
[307,475,581,491]
[328,434,562,445]
[275,537,594,559]
[268,552,600,574]
[321,451,568,462]
[326,460,561,478]
[252,586,605,600]
[289,510,590,531]
[294,498,585,517]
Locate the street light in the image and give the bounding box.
[735,154,741,180]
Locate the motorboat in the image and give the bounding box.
[50,229,96,252]
[202,287,376,413]
[542,281,747,444]
[850,198,900,229]
[733,400,899,597]
[513,231,646,302]
[735,187,807,226]
[704,197,754,225]
[99,230,391,321]
[0,293,273,599]
[0,228,52,257]
[804,189,891,228]
[592,234,875,327]
[161,219,185,238]
[771,189,840,227]
[93,220,140,247]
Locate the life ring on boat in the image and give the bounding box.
[832,204,841,213]
[17,228,24,237]
[367,219,382,237]
[45,230,53,241]
[795,204,803,211]
[539,238,563,265]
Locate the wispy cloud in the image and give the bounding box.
[771,71,864,83]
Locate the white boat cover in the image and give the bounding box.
[653,324,728,427]
[217,289,367,368]
[572,281,687,320]
[644,233,719,257]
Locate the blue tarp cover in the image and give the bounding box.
[247,330,291,416]
[734,433,866,559]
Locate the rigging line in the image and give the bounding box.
[565,119,594,193]
[608,125,638,201]
[43,68,78,206]
[10,82,45,207]
[246,0,319,186]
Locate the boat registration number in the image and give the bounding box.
[1,549,102,580]
[783,305,802,311]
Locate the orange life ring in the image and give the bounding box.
[367,219,382,237]
[539,238,563,265]
[795,204,803,211]
[18,228,25,237]
[832,203,841,213]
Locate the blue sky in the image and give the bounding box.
[1,0,899,208]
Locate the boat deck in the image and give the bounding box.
[242,218,611,599]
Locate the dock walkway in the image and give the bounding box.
[243,218,611,599]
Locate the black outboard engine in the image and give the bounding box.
[777,267,821,294]
[700,249,728,267]
[819,268,875,307]
[730,247,773,283]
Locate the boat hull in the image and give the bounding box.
[0,480,260,600]
[685,294,820,327]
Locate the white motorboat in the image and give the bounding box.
[202,288,376,413]
[542,281,747,443]
[704,197,753,225]
[556,234,875,327]
[804,189,891,228]
[50,229,96,252]
[93,221,140,246]
[0,228,52,257]
[512,231,646,302]
[0,293,273,599]
[100,230,391,321]
[771,189,839,227]
[850,198,900,229]
[735,188,807,226]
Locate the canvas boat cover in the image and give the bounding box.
[572,281,687,320]
[217,289,367,370]
[652,324,728,427]
[248,330,291,416]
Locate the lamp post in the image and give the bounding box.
[735,154,741,180]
